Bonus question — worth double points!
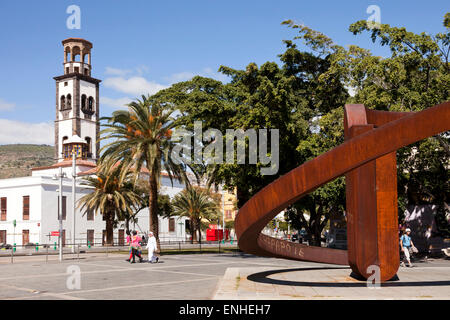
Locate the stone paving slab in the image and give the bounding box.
[213,260,450,300]
[0,252,305,300]
[2,252,449,300]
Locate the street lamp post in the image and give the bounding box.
[72,153,76,253]
[54,167,66,262]
[222,190,225,241]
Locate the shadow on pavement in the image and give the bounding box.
[246,267,450,288]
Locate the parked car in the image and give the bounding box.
[24,242,37,248]
[0,243,12,250]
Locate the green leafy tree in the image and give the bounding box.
[347,14,450,236]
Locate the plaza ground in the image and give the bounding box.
[0,252,449,300]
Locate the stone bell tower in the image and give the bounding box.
[53,38,101,163]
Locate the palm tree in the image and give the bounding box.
[77,166,144,245]
[171,186,221,243]
[99,95,188,249]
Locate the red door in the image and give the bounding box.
[118,229,124,246]
[22,230,29,245]
[87,230,94,246]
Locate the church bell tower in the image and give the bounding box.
[53,38,101,163]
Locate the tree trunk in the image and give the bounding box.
[190,218,196,243]
[106,210,114,246]
[197,219,202,243]
[125,218,130,236]
[149,173,160,251]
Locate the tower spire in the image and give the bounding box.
[53,38,101,163]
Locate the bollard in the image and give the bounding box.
[13,243,16,252]
[88,241,91,249]
[179,242,181,252]
[11,246,14,264]
[106,244,108,258]
[46,246,48,263]
[36,243,39,252]
[54,242,57,250]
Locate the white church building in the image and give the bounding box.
[0,38,190,247]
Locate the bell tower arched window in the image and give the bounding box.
[66,94,72,109]
[88,97,94,112]
[81,94,87,110]
[60,96,66,110]
[85,137,92,158]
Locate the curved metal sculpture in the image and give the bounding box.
[235,101,450,282]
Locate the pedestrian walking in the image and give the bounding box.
[125,230,132,262]
[130,230,143,263]
[400,228,417,267]
[146,231,159,263]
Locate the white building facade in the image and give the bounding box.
[0,38,190,247]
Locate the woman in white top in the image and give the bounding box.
[146,232,158,263]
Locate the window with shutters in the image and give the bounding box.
[0,197,6,221]
[22,229,29,245]
[86,208,94,221]
[23,196,30,220]
[0,230,6,243]
[87,229,94,245]
[169,218,175,232]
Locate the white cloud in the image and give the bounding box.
[164,71,196,84]
[101,96,133,109]
[0,119,53,145]
[103,76,168,96]
[165,68,229,84]
[102,66,229,99]
[0,98,15,111]
[104,67,132,76]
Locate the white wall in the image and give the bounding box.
[0,177,43,245]
[0,170,200,246]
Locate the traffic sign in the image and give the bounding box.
[51,231,60,236]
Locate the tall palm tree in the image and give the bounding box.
[77,166,144,245]
[171,186,221,243]
[99,95,188,249]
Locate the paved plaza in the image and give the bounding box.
[0,252,449,300]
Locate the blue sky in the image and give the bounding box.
[0,0,448,144]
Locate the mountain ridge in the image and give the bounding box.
[0,144,55,179]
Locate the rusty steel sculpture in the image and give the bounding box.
[235,101,450,282]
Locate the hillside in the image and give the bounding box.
[0,144,55,179]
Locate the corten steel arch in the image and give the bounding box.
[235,101,450,282]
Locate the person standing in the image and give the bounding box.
[400,228,416,267]
[425,226,433,260]
[146,232,159,263]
